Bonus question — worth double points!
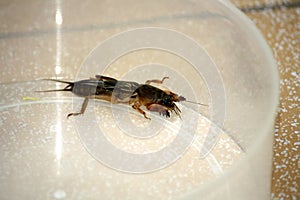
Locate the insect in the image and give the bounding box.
[38,75,207,119]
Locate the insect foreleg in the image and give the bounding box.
[146,104,171,118]
[67,97,89,118]
[145,77,169,84]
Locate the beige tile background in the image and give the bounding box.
[231,0,299,199]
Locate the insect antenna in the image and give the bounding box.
[184,100,208,107]
[178,96,208,106]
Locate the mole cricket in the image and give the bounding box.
[38,75,207,119]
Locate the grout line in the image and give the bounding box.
[240,1,300,13]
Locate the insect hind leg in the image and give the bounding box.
[67,97,89,118]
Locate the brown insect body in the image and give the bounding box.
[132,84,185,118]
[40,75,186,119]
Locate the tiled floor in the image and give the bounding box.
[231,0,300,199]
[0,0,299,199]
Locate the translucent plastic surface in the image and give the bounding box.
[0,0,279,199]
[1,81,243,199]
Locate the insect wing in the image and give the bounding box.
[112,81,140,102]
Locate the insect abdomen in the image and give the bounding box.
[72,80,113,97]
